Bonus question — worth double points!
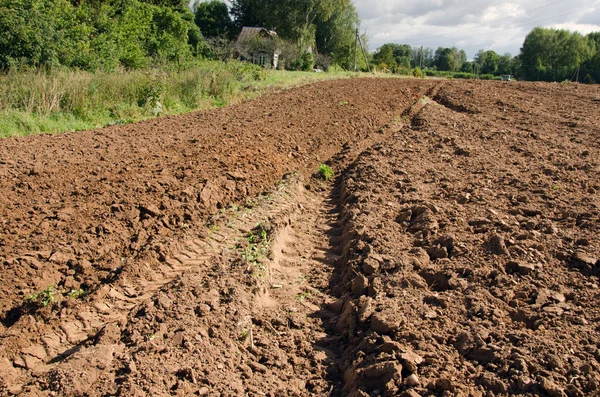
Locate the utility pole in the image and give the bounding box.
[576,66,580,83]
[354,28,358,72]
[357,33,370,72]
[420,45,423,70]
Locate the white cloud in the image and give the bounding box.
[355,0,600,59]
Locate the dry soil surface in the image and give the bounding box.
[0,78,598,397]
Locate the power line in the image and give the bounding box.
[411,0,570,43]
[388,0,516,36]
[415,1,600,46]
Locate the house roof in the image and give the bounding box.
[236,27,277,44]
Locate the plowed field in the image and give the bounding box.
[0,78,599,397]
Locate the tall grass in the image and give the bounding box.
[0,62,361,138]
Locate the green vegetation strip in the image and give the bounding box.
[0,64,362,138]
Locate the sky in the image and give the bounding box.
[354,0,600,58]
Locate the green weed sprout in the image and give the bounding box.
[26,285,56,307]
[317,164,334,181]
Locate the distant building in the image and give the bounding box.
[236,27,280,68]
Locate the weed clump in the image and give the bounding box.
[237,222,271,277]
[317,164,334,182]
[26,285,56,308]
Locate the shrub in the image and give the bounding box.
[412,67,424,78]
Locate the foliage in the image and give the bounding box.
[240,223,270,275]
[0,61,270,137]
[194,0,232,38]
[474,50,501,75]
[519,27,593,82]
[373,43,412,72]
[26,285,56,307]
[314,53,332,71]
[411,47,434,68]
[412,67,424,78]
[434,47,466,73]
[292,51,314,71]
[205,36,236,61]
[67,289,88,299]
[0,0,204,71]
[314,2,359,69]
[423,69,501,80]
[230,0,360,69]
[317,164,334,181]
[0,64,358,138]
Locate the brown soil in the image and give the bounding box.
[0,78,599,397]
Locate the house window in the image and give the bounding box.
[253,53,269,66]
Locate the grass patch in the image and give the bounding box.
[0,63,368,138]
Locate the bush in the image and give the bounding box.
[0,0,204,71]
[314,53,332,71]
[412,67,424,78]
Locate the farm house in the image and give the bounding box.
[236,27,280,68]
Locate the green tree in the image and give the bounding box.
[314,0,359,69]
[0,0,204,70]
[519,27,592,81]
[194,0,232,38]
[475,49,500,75]
[432,47,465,74]
[231,0,350,48]
[373,44,397,70]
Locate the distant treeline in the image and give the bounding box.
[373,27,600,83]
[0,0,364,72]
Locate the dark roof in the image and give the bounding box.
[236,27,277,44]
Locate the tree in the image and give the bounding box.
[497,53,517,75]
[474,49,500,75]
[0,0,204,70]
[519,27,592,81]
[194,0,232,38]
[230,0,349,48]
[581,31,600,83]
[314,1,359,69]
[373,44,396,70]
[230,0,362,70]
[373,43,412,71]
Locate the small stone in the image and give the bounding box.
[405,373,421,387]
[139,204,161,218]
[485,234,510,256]
[457,193,471,204]
[362,258,380,275]
[357,297,374,323]
[506,261,535,275]
[361,361,402,382]
[468,217,491,226]
[49,251,75,265]
[351,274,369,296]
[398,349,423,373]
[436,377,455,392]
